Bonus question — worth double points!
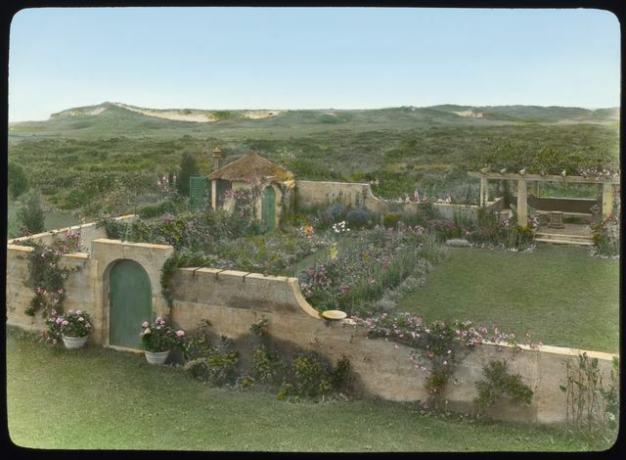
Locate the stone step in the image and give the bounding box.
[535,237,594,246]
[535,231,592,240]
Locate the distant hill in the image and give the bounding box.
[9,102,618,140]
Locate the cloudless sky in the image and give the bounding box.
[8,7,621,121]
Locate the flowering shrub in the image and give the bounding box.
[45,309,93,342]
[26,240,81,318]
[140,317,186,352]
[352,312,540,408]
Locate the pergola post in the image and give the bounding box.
[517,179,528,226]
[602,183,614,219]
[211,180,218,210]
[480,176,487,207]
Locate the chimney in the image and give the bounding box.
[212,147,224,171]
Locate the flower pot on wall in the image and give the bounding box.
[62,335,88,349]
[144,350,170,365]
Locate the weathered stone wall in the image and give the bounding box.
[169,265,617,425]
[6,244,93,333]
[295,179,505,223]
[8,214,136,253]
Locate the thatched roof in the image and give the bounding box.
[209,152,294,183]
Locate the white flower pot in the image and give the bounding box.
[145,350,170,365]
[62,335,88,349]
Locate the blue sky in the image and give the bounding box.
[9,7,621,121]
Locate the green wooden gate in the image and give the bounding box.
[109,260,152,349]
[262,186,276,232]
[189,176,210,212]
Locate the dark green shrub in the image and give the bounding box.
[330,355,354,393]
[8,162,29,199]
[252,345,286,385]
[346,208,373,229]
[183,336,239,386]
[291,351,333,398]
[475,360,533,414]
[383,213,402,228]
[138,199,178,219]
[18,192,45,235]
[319,202,347,226]
[176,152,199,197]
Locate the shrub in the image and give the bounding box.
[475,360,533,414]
[290,351,333,398]
[176,152,199,197]
[138,199,179,219]
[184,335,239,386]
[346,208,373,229]
[330,355,354,393]
[46,309,93,340]
[319,202,347,226]
[252,345,286,385]
[140,317,186,352]
[18,192,45,235]
[383,213,402,228]
[8,162,29,199]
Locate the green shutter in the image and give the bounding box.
[189,176,210,212]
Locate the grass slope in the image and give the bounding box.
[6,330,600,452]
[398,245,620,353]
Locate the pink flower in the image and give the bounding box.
[176,330,185,337]
[62,320,69,326]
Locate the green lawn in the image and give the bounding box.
[398,245,620,353]
[6,330,601,452]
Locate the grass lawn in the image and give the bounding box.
[6,330,600,452]
[398,245,620,353]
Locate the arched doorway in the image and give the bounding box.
[109,259,152,349]
[262,185,276,232]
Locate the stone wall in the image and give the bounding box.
[6,217,617,426]
[168,265,617,425]
[295,179,505,222]
[8,214,136,253]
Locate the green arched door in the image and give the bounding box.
[262,186,276,232]
[109,260,152,349]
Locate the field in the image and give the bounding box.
[398,245,620,353]
[7,102,620,231]
[6,329,602,452]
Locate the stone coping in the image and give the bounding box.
[7,244,88,260]
[92,238,173,250]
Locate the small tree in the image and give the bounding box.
[18,192,45,234]
[8,162,29,199]
[177,152,199,197]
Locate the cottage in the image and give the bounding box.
[208,149,295,231]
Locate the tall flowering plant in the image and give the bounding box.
[140,317,186,352]
[46,309,93,341]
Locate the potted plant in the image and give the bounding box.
[46,309,93,349]
[140,317,186,365]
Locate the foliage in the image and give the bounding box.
[289,351,334,398]
[138,198,182,219]
[591,215,620,257]
[177,152,200,197]
[249,318,270,337]
[183,336,240,386]
[298,225,444,314]
[18,192,45,235]
[140,317,186,352]
[559,352,618,444]
[251,345,286,385]
[8,161,29,198]
[46,309,94,342]
[474,360,534,414]
[25,239,80,317]
[345,208,374,229]
[353,312,536,409]
[383,213,402,228]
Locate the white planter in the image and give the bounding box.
[62,335,88,349]
[145,350,170,365]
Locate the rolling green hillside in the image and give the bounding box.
[7,102,620,234]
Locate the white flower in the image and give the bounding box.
[142,321,149,328]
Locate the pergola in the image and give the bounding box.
[468,170,620,226]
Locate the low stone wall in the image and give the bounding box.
[169,264,617,425]
[6,244,93,333]
[7,214,136,253]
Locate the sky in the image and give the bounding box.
[8,7,621,122]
